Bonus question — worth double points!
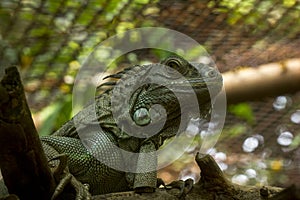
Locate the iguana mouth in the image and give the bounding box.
[166,78,223,97]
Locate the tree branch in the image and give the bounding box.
[223,58,300,104]
[92,153,283,200]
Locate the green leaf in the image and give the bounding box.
[46,0,62,13]
[226,124,247,138]
[29,27,49,37]
[290,134,300,149]
[283,0,296,7]
[134,0,150,4]
[229,103,255,124]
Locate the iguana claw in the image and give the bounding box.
[166,178,194,199]
[49,154,91,200]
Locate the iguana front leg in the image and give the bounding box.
[133,140,194,197]
[43,146,91,200]
[133,140,158,193]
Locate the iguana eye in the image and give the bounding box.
[166,59,181,70]
[205,69,217,78]
[164,58,187,75]
[165,59,181,70]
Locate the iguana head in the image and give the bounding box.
[130,55,222,124]
[99,55,222,146]
[160,55,223,106]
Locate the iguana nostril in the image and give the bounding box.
[133,107,151,126]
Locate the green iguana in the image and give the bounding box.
[40,55,223,199]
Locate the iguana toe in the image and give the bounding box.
[49,154,92,200]
[166,178,194,199]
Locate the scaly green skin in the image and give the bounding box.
[41,55,223,196]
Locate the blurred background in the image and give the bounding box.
[0,0,299,188]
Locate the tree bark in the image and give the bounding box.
[92,153,283,200]
[0,67,55,199]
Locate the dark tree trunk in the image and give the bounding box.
[0,67,55,200]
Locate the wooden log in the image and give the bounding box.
[91,153,283,200]
[223,59,300,104]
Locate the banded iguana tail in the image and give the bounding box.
[40,55,223,198]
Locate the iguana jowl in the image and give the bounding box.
[40,55,223,198]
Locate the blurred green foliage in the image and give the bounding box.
[222,124,248,138]
[290,132,300,149]
[0,0,298,136]
[229,103,255,124]
[38,94,72,135]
